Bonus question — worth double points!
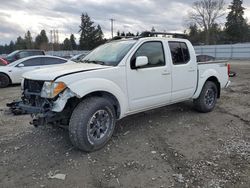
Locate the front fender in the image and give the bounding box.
[193,69,220,99]
[67,78,128,118]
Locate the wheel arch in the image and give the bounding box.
[193,74,221,99]
[82,91,121,119]
[63,78,128,119]
[207,76,221,98]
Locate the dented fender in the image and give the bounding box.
[52,89,76,112]
[55,78,128,118]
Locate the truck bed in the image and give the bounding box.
[198,60,229,88]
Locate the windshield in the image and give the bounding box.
[6,50,18,58]
[81,40,136,66]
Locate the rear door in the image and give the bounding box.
[168,41,197,101]
[126,41,172,111]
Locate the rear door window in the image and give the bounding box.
[169,42,190,65]
[42,57,67,65]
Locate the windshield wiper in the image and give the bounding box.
[89,60,105,65]
[80,60,105,65]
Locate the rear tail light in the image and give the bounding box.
[227,63,230,77]
[0,58,8,65]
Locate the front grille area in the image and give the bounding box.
[24,79,44,93]
[22,79,52,113]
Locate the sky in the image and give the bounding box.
[0,0,249,45]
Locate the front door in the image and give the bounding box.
[12,58,43,82]
[126,41,172,111]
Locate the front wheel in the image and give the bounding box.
[69,97,116,152]
[193,81,218,113]
[0,73,10,88]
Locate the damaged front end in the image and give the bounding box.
[17,79,76,127]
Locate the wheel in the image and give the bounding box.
[0,73,10,88]
[69,97,116,152]
[193,81,218,113]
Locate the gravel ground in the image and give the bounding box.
[0,61,250,188]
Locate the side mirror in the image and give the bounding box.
[135,56,148,68]
[17,63,24,67]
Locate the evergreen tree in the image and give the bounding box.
[35,35,42,49]
[120,31,125,36]
[94,24,104,46]
[79,13,96,50]
[126,32,135,36]
[209,24,226,44]
[70,34,77,50]
[9,41,15,52]
[40,30,49,43]
[35,30,49,50]
[25,30,33,49]
[188,24,201,44]
[225,0,249,43]
[63,38,72,50]
[15,36,26,50]
[117,31,120,36]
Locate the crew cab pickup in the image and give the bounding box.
[20,33,230,152]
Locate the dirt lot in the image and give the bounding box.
[0,61,250,188]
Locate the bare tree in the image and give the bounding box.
[188,0,225,44]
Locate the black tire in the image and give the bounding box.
[193,81,218,113]
[0,73,10,88]
[69,97,116,152]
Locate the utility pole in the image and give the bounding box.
[110,18,115,38]
[50,30,53,51]
[56,30,59,44]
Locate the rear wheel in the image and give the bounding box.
[0,73,10,88]
[69,97,116,152]
[194,81,218,113]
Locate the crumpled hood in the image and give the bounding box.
[23,63,110,81]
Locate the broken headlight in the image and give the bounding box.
[41,81,66,98]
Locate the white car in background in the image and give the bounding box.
[0,55,74,88]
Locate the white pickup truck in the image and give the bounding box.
[19,32,230,152]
